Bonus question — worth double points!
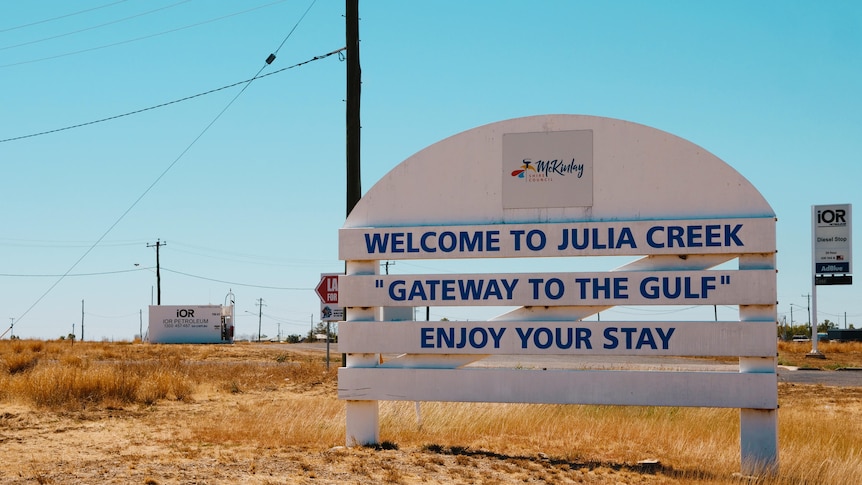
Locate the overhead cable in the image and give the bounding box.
[0,0,191,51]
[4,0,319,333]
[0,0,289,68]
[0,0,130,34]
[0,46,345,144]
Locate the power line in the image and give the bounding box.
[5,2,319,332]
[161,267,310,291]
[0,0,192,51]
[0,267,153,278]
[0,46,345,144]
[0,0,290,68]
[0,0,130,34]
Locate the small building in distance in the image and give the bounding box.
[827,329,862,342]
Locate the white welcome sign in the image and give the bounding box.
[337,115,778,474]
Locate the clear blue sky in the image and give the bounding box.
[1,1,860,340]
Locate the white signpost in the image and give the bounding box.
[337,115,778,474]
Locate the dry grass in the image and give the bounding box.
[0,339,860,484]
[778,340,862,369]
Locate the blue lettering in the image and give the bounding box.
[364,233,389,253]
[556,327,573,349]
[656,327,675,349]
[488,327,506,348]
[636,328,657,350]
[456,327,467,348]
[487,231,501,252]
[439,232,457,252]
[572,229,589,250]
[705,225,721,247]
[484,280,503,300]
[469,328,488,348]
[534,327,553,349]
[592,228,607,249]
[686,225,703,247]
[511,230,525,251]
[389,280,406,301]
[726,224,744,246]
[391,232,405,253]
[702,276,716,298]
[420,232,436,252]
[647,226,663,248]
[459,280,483,300]
[617,227,637,249]
[408,281,428,300]
[640,277,659,299]
[576,328,592,349]
[526,230,546,251]
[620,327,637,349]
[663,277,681,299]
[516,327,532,348]
[441,279,456,300]
[603,327,619,349]
[421,328,434,348]
[406,233,420,253]
[667,226,684,248]
[438,328,455,348]
[460,232,482,252]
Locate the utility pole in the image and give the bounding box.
[8,318,13,339]
[81,299,84,341]
[139,309,143,342]
[255,298,265,342]
[343,0,361,369]
[346,0,361,217]
[147,240,166,305]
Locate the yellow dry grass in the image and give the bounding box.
[0,339,860,484]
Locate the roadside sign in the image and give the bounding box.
[813,204,852,278]
[316,274,339,303]
[316,273,343,322]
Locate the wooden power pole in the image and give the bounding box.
[346,0,361,216]
[147,240,166,305]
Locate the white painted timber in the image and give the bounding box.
[338,368,777,409]
[339,270,775,307]
[337,115,779,474]
[340,218,776,260]
[338,320,777,357]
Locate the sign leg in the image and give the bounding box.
[346,399,379,446]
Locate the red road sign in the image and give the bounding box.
[315,274,339,304]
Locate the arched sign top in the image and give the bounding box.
[344,115,774,228]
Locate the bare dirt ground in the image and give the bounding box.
[1,342,860,484]
[0,385,680,485]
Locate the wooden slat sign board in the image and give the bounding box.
[337,115,778,474]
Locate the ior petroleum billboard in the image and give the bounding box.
[148,305,234,344]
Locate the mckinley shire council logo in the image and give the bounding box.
[511,158,585,183]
